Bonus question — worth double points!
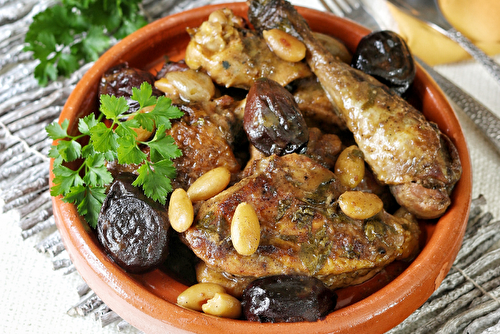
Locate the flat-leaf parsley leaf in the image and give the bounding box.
[48,82,184,228]
[24,0,147,86]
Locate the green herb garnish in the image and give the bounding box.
[47,82,184,228]
[24,0,147,86]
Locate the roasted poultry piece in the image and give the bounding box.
[185,8,312,89]
[166,97,244,190]
[182,154,420,290]
[292,77,347,133]
[248,0,462,219]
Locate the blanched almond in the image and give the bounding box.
[335,145,365,188]
[338,191,384,220]
[187,167,231,202]
[263,29,306,62]
[168,188,194,233]
[231,202,260,256]
[177,283,226,311]
[201,292,242,319]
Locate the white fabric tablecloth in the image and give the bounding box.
[1,0,500,333]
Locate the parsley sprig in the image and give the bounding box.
[47,82,184,228]
[24,0,147,86]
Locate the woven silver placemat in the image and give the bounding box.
[1,0,500,333]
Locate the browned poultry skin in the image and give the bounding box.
[292,77,347,133]
[248,0,462,219]
[182,154,420,289]
[304,127,342,169]
[196,261,254,298]
[168,106,241,190]
[184,8,311,89]
[241,127,342,173]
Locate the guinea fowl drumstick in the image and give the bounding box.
[248,0,462,219]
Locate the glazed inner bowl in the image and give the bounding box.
[50,3,472,334]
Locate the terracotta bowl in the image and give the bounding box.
[50,3,472,333]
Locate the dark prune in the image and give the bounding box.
[99,63,163,114]
[351,31,416,96]
[97,173,170,274]
[241,275,337,323]
[155,60,189,79]
[244,77,309,156]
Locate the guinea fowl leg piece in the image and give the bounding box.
[248,0,461,219]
